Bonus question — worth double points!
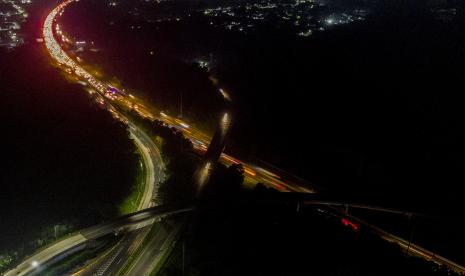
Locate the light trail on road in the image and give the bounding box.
[43,0,315,195]
[4,2,170,275]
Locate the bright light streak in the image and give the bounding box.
[244,167,256,176]
[175,119,190,128]
[255,167,281,179]
[221,154,240,164]
[196,161,212,191]
[222,112,229,125]
[193,146,207,152]
[270,180,285,190]
[219,88,231,101]
[341,218,359,231]
[195,145,207,152]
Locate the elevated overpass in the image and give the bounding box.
[5,205,194,276]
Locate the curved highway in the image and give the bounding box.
[4,205,193,276]
[4,120,165,276]
[5,1,165,275]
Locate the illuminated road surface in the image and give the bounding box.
[352,216,465,274]
[124,220,183,276]
[4,206,193,276]
[129,121,164,210]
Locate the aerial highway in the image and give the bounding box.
[4,205,193,276]
[128,121,164,210]
[4,1,168,274]
[3,123,165,276]
[5,0,464,275]
[44,0,315,196]
[351,215,465,274]
[121,220,184,276]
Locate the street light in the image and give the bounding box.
[31,261,39,268]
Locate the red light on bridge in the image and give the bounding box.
[341,218,359,232]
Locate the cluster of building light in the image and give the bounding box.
[121,0,366,37]
[200,0,367,36]
[197,59,209,69]
[322,13,361,26]
[0,0,31,49]
[431,7,457,21]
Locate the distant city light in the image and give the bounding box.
[0,0,31,49]
[200,1,367,36]
[298,30,312,37]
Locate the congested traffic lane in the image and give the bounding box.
[5,2,171,275]
[45,0,315,194]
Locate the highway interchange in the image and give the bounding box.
[4,0,465,274]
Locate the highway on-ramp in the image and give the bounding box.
[4,204,193,276]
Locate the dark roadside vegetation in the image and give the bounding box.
[159,167,462,276]
[118,110,459,275]
[0,5,140,271]
[124,112,201,205]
